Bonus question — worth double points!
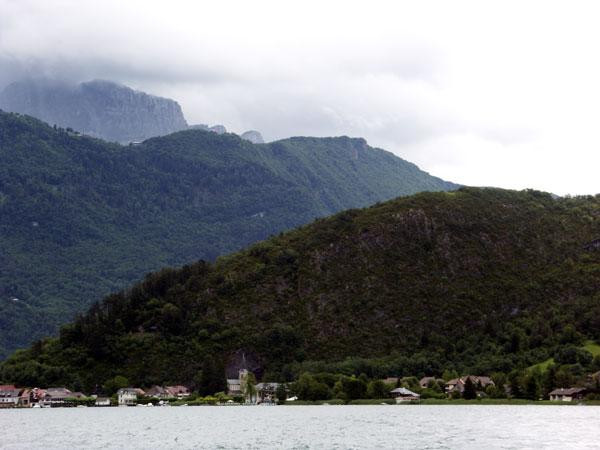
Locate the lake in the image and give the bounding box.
[1,405,599,449]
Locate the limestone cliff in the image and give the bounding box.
[0,78,188,143]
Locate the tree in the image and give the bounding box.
[341,376,367,400]
[293,373,331,401]
[103,375,129,395]
[242,372,257,403]
[463,377,477,400]
[524,374,540,400]
[542,365,557,398]
[367,380,389,399]
[197,358,226,396]
[276,383,288,404]
[508,370,524,398]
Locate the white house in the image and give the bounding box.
[117,388,139,406]
[95,397,111,407]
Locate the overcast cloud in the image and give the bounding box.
[1,0,599,195]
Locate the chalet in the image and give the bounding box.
[390,387,420,403]
[165,385,190,399]
[117,388,139,406]
[445,376,494,395]
[549,387,586,402]
[255,383,281,403]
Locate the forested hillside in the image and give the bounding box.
[1,188,599,391]
[0,111,456,357]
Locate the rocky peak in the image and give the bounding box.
[240,130,264,144]
[0,78,188,143]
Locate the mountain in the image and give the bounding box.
[0,110,457,358]
[0,79,188,142]
[1,187,598,391]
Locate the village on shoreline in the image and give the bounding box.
[2,368,600,409]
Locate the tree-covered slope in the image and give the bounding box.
[0,111,456,358]
[2,188,599,390]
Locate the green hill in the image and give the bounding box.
[0,110,456,358]
[2,187,599,391]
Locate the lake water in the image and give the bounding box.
[1,405,599,449]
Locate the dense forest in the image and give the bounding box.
[0,110,456,358]
[2,187,599,394]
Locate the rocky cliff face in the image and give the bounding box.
[0,79,188,143]
[241,130,264,144]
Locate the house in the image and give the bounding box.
[146,386,169,399]
[227,369,248,396]
[42,387,73,406]
[95,397,111,407]
[117,388,139,406]
[445,376,495,395]
[255,383,281,403]
[0,387,22,408]
[29,388,46,405]
[165,385,190,399]
[390,387,420,403]
[549,387,587,402]
[18,389,31,407]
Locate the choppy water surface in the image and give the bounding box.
[1,405,600,449]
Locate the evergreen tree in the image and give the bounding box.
[198,358,226,396]
[524,374,540,400]
[463,377,477,400]
[276,383,287,404]
[242,372,257,403]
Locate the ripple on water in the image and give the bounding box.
[1,405,600,449]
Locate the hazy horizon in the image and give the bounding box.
[1,0,599,195]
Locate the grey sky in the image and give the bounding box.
[1,0,599,195]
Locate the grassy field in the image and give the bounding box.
[583,340,600,357]
[528,340,600,373]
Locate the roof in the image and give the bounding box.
[0,389,21,398]
[165,385,190,395]
[117,388,140,395]
[256,383,280,390]
[445,376,494,387]
[390,387,419,396]
[419,376,437,386]
[45,387,73,398]
[549,387,586,396]
[146,385,168,395]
